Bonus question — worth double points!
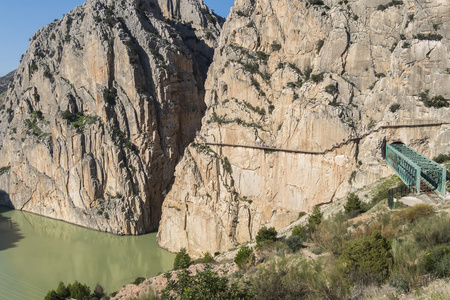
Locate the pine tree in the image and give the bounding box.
[344,193,364,215]
[307,205,323,231]
[173,247,192,270]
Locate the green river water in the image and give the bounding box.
[0,207,175,300]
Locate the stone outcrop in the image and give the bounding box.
[0,71,15,95]
[0,0,222,234]
[158,0,450,257]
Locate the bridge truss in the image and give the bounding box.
[386,143,447,200]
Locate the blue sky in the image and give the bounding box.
[0,0,234,77]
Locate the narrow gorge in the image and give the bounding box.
[0,0,222,234]
[0,0,448,259]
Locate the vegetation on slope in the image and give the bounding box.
[152,186,450,299]
[44,178,450,300]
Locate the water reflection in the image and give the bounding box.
[0,208,175,300]
[0,208,24,251]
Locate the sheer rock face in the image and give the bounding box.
[0,0,222,234]
[158,0,450,257]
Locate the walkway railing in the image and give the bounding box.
[200,121,450,155]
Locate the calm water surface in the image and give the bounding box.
[0,207,175,300]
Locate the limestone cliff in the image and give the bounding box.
[158,0,450,256]
[0,71,15,95]
[0,0,222,234]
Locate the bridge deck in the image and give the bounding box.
[386,143,446,198]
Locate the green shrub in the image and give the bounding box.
[338,231,392,285]
[0,166,11,176]
[388,273,410,293]
[256,51,269,61]
[256,226,277,247]
[402,204,434,223]
[389,103,400,113]
[420,90,449,108]
[307,205,323,232]
[24,119,48,138]
[298,211,306,219]
[433,153,450,163]
[390,0,403,5]
[378,0,403,10]
[316,39,324,53]
[308,0,324,5]
[421,245,450,277]
[93,284,104,299]
[286,235,303,252]
[68,281,91,299]
[324,84,338,95]
[304,67,312,80]
[61,110,97,131]
[424,95,449,108]
[173,247,192,270]
[133,277,145,285]
[310,73,324,83]
[31,110,44,120]
[202,252,214,264]
[344,193,364,217]
[222,157,232,173]
[71,115,97,129]
[105,6,115,27]
[162,265,252,300]
[291,224,306,240]
[243,62,259,74]
[45,281,91,300]
[414,33,443,41]
[62,110,77,122]
[56,281,70,298]
[234,245,253,269]
[30,61,38,73]
[271,42,282,51]
[103,86,117,105]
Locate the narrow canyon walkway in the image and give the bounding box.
[200,121,450,155]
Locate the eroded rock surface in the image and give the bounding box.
[0,0,222,234]
[0,71,15,95]
[158,0,450,257]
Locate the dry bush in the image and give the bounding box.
[412,213,450,249]
[251,256,351,300]
[311,212,352,256]
[402,204,434,223]
[357,211,406,240]
[389,239,423,292]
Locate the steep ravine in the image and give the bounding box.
[0,0,222,234]
[158,0,450,257]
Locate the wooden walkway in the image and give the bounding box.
[202,122,450,155]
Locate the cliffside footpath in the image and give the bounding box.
[158,0,450,256]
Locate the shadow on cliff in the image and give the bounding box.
[0,191,23,251]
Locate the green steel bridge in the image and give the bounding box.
[386,143,447,201]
